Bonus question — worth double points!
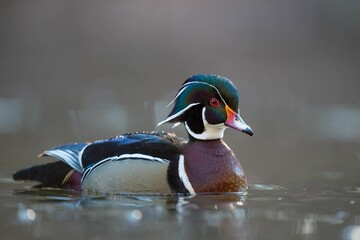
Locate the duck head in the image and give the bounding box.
[158,74,253,140]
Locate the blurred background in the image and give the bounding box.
[1,0,359,188]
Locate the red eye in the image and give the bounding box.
[209,97,220,107]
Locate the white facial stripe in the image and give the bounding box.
[181,81,227,106]
[159,80,237,129]
[167,85,190,107]
[178,155,195,195]
[167,80,228,110]
[157,102,201,126]
[185,107,226,140]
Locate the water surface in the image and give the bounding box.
[1,180,360,240]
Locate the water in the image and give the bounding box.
[1,180,359,240]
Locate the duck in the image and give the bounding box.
[13,74,253,195]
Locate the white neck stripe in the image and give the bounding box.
[185,107,226,140]
[178,155,195,195]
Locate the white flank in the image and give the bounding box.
[81,153,170,183]
[81,156,115,183]
[178,155,195,195]
[116,153,170,164]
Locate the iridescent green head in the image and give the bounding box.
[158,74,253,140]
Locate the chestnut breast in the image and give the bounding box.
[184,139,247,193]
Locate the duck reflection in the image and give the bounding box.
[11,186,360,240]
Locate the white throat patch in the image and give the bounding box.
[185,107,226,140]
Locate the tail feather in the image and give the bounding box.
[40,142,88,173]
[13,161,75,188]
[13,142,88,189]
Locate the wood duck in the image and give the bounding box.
[13,74,253,195]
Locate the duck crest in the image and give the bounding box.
[184,139,247,193]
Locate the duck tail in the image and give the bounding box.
[13,142,88,190]
[12,161,81,190]
[39,142,88,173]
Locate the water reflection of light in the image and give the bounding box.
[26,209,36,221]
[131,209,143,220]
[126,209,143,223]
[342,225,360,240]
[17,208,36,223]
[295,214,316,236]
[264,209,289,221]
[295,211,348,236]
[155,205,164,213]
[236,201,244,206]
